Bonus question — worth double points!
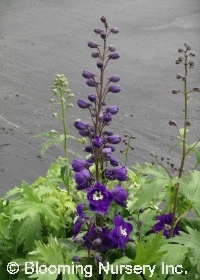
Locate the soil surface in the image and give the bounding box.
[0,0,200,196]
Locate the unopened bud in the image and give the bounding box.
[176,74,182,79]
[72,256,82,262]
[193,87,200,92]
[189,52,195,57]
[68,93,74,98]
[50,99,58,103]
[52,113,59,118]
[169,120,177,127]
[67,103,74,108]
[172,89,180,94]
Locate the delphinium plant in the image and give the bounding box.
[71,16,134,278]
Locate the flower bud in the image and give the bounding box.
[108,45,116,52]
[50,99,58,103]
[109,27,119,34]
[95,254,103,262]
[86,78,96,87]
[184,42,191,50]
[106,106,119,115]
[82,70,96,79]
[182,76,186,81]
[88,41,100,48]
[107,135,121,144]
[97,60,104,69]
[68,93,74,98]
[189,61,194,67]
[189,52,195,57]
[52,89,58,94]
[91,51,100,58]
[77,99,92,109]
[74,119,89,130]
[108,84,121,93]
[108,75,120,82]
[67,103,74,108]
[176,74,182,79]
[103,112,112,123]
[178,48,184,52]
[84,146,93,153]
[168,120,177,127]
[94,27,103,34]
[88,93,97,102]
[172,89,180,94]
[100,16,107,23]
[108,53,120,59]
[193,87,200,92]
[109,156,119,166]
[79,129,90,137]
[102,147,112,158]
[93,136,104,148]
[100,31,106,39]
[52,113,59,118]
[95,227,103,233]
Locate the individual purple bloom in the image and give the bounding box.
[108,45,116,52]
[82,70,96,79]
[108,75,120,83]
[111,185,128,207]
[109,215,133,250]
[94,27,103,34]
[105,166,128,181]
[93,136,104,148]
[84,146,93,153]
[109,156,119,167]
[107,135,121,144]
[103,112,112,123]
[153,213,180,239]
[87,182,114,214]
[108,53,120,59]
[88,93,97,102]
[97,60,104,69]
[77,99,92,109]
[78,129,90,137]
[91,51,100,58]
[75,169,93,190]
[88,41,100,48]
[74,119,89,130]
[86,78,96,87]
[108,84,121,93]
[106,106,119,115]
[100,16,107,23]
[73,204,88,237]
[102,148,112,158]
[109,27,119,34]
[72,159,93,172]
[83,225,112,252]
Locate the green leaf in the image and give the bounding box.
[179,171,200,215]
[41,139,61,157]
[192,149,200,169]
[169,141,183,152]
[134,232,165,265]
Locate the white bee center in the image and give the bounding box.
[164,224,171,230]
[93,191,103,201]
[120,226,127,236]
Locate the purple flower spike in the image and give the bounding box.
[75,169,93,190]
[94,27,103,34]
[112,185,128,207]
[82,70,96,79]
[109,27,119,34]
[74,119,89,130]
[106,106,119,115]
[86,78,96,87]
[108,75,120,83]
[109,215,133,250]
[88,93,97,102]
[108,53,120,59]
[153,213,180,238]
[77,99,92,109]
[108,84,121,93]
[107,135,121,144]
[105,166,127,181]
[87,182,113,214]
[91,51,100,58]
[100,16,107,23]
[103,112,112,123]
[72,159,93,172]
[93,136,104,148]
[88,41,100,48]
[108,45,116,52]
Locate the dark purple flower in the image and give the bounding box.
[93,136,104,148]
[107,135,121,144]
[102,148,112,158]
[109,27,119,34]
[74,119,89,130]
[77,99,92,109]
[88,41,100,48]
[153,213,180,238]
[73,204,88,237]
[112,185,128,207]
[109,215,133,250]
[84,146,93,153]
[82,70,96,79]
[86,78,96,87]
[88,93,97,102]
[105,166,128,181]
[72,159,93,172]
[100,31,106,40]
[78,129,90,137]
[87,182,113,214]
[100,16,107,23]
[108,53,120,59]
[109,156,119,167]
[91,51,100,58]
[83,225,111,252]
[103,112,112,123]
[108,75,120,83]
[75,169,93,190]
[97,60,104,69]
[106,106,119,115]
[108,45,116,52]
[108,84,121,93]
[94,27,103,34]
